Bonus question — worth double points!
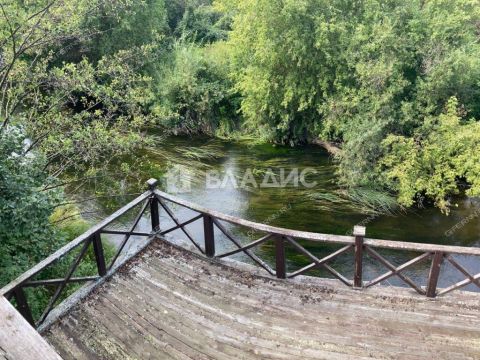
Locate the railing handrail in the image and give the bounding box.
[4,186,479,297]
[153,189,480,257]
[153,189,356,244]
[2,178,480,329]
[0,191,151,297]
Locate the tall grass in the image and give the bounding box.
[308,188,403,216]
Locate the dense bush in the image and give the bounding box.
[0,127,63,286]
[220,0,480,210]
[153,40,239,135]
[167,0,230,43]
[0,128,115,316]
[380,98,480,212]
[0,0,154,300]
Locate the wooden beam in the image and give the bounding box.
[275,237,286,279]
[159,214,203,236]
[0,296,62,360]
[364,252,431,288]
[23,276,99,288]
[13,288,34,326]
[92,232,107,277]
[212,218,275,275]
[287,244,353,279]
[108,199,150,271]
[216,233,273,258]
[153,189,480,257]
[100,230,151,237]
[426,252,444,298]
[154,189,356,245]
[353,226,365,288]
[150,197,160,232]
[365,246,426,295]
[37,237,93,326]
[203,215,215,257]
[158,198,204,254]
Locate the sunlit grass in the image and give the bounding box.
[308,188,403,216]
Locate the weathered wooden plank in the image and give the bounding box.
[0,297,62,360]
[139,244,480,333]
[363,238,480,256]
[126,265,478,358]
[45,239,480,360]
[23,276,99,288]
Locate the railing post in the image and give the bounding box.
[275,236,286,279]
[13,288,35,326]
[353,226,365,289]
[426,251,444,298]
[203,215,215,257]
[147,178,160,232]
[92,232,107,277]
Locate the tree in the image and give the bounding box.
[86,0,168,61]
[0,0,158,178]
[152,40,238,135]
[380,98,480,213]
[0,0,157,292]
[221,0,480,210]
[0,126,63,286]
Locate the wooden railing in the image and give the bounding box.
[2,178,480,329]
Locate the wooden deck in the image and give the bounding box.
[0,296,61,360]
[44,238,480,360]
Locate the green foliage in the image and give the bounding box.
[152,40,239,134]
[1,1,157,175]
[0,129,81,315]
[0,128,63,286]
[0,127,117,317]
[0,0,155,303]
[220,0,480,209]
[87,0,168,61]
[167,0,230,43]
[29,46,157,173]
[380,98,480,213]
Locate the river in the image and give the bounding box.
[75,135,480,291]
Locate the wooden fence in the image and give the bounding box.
[1,178,480,329]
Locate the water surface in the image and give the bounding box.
[76,136,480,291]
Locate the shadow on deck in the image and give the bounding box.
[44,238,480,360]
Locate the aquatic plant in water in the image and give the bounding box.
[308,188,403,216]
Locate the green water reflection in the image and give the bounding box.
[75,136,480,291]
